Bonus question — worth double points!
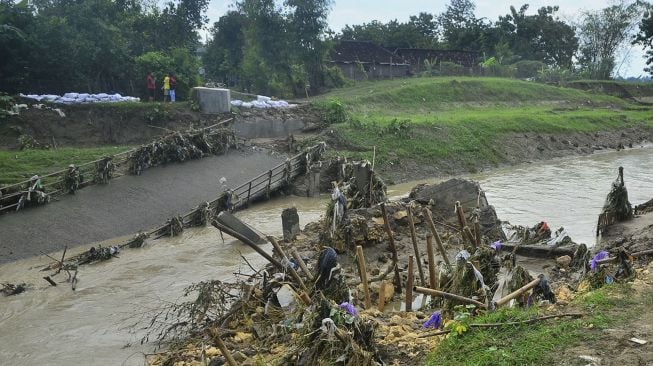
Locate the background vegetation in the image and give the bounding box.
[4,1,653,98]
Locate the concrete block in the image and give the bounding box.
[192,87,231,113]
[281,207,300,241]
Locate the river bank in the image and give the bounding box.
[1,147,652,365]
[139,176,653,366]
[311,77,653,184]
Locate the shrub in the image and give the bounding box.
[536,67,582,84]
[439,62,468,76]
[323,66,349,89]
[512,60,546,79]
[320,99,349,126]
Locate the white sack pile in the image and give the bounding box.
[230,95,294,109]
[20,92,140,104]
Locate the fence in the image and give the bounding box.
[596,210,616,236]
[46,142,326,267]
[0,119,235,216]
[148,142,326,238]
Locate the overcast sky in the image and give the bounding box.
[206,0,649,77]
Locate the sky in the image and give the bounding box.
[206,0,649,77]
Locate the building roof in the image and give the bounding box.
[331,41,407,65]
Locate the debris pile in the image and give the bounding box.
[129,129,236,175]
[144,178,591,366]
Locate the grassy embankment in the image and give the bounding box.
[426,282,653,365]
[0,146,130,185]
[0,102,193,185]
[315,77,653,173]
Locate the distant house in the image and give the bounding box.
[329,41,410,80]
[394,49,479,73]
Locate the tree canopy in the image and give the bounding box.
[3,0,653,99]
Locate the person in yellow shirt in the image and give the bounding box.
[162,74,170,102]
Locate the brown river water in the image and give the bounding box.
[1,146,652,365]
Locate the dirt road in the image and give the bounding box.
[0,149,285,263]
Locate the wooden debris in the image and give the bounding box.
[356,245,372,309]
[380,203,402,293]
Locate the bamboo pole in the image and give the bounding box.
[378,281,386,312]
[380,203,402,293]
[495,277,540,308]
[209,329,238,366]
[290,249,314,281]
[463,227,478,249]
[267,236,309,296]
[413,286,487,308]
[211,221,284,270]
[406,256,414,312]
[455,201,467,229]
[422,208,452,269]
[474,218,482,247]
[407,207,426,286]
[426,235,437,289]
[356,245,372,309]
[634,248,653,257]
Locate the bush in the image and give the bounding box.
[512,60,546,79]
[536,67,582,84]
[320,99,349,126]
[438,62,468,76]
[323,66,349,89]
[480,57,515,77]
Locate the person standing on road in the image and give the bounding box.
[146,72,156,102]
[162,74,170,102]
[169,73,177,102]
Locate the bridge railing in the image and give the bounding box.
[0,119,234,216]
[48,142,326,267]
[147,142,326,237]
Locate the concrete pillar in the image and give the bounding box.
[191,87,231,113]
[305,168,320,197]
[281,207,300,242]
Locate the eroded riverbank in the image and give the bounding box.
[1,146,653,365]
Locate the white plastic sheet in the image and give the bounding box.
[20,92,140,104]
[230,94,295,109]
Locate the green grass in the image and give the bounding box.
[313,77,653,172]
[319,77,627,113]
[426,284,641,366]
[0,146,130,185]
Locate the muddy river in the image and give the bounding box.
[1,146,652,365]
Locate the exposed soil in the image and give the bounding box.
[338,125,653,184]
[0,101,321,149]
[557,210,653,366]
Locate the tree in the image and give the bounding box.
[338,14,439,49]
[0,0,33,92]
[578,1,644,79]
[204,11,246,85]
[497,5,578,67]
[285,0,333,92]
[633,2,653,75]
[439,0,487,50]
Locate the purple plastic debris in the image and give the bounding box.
[590,251,609,272]
[339,302,358,316]
[490,240,502,251]
[423,311,442,329]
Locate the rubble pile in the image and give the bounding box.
[145,178,605,366]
